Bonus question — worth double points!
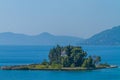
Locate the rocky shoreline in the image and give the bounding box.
[0,64,118,71]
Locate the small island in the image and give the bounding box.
[1,45,118,70]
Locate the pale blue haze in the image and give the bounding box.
[0,0,120,38]
[0,45,120,80]
[0,0,120,80]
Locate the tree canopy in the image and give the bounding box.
[48,45,101,68]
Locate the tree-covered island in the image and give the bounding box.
[1,45,118,70]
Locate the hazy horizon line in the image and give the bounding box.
[0,25,118,39]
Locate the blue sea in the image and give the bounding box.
[0,45,120,80]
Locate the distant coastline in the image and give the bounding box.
[0,26,120,45]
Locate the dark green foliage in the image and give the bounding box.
[71,63,75,68]
[92,55,101,65]
[82,56,95,68]
[48,45,100,68]
[49,45,62,64]
[41,59,49,65]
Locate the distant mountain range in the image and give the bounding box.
[0,32,84,45]
[0,26,120,45]
[84,26,120,45]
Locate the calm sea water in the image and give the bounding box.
[0,45,120,80]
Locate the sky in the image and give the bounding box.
[0,0,120,38]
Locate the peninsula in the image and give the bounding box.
[1,45,118,70]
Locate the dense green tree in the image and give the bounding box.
[41,59,49,65]
[82,59,88,68]
[93,56,101,65]
[48,45,101,68]
[49,45,62,64]
[71,63,75,68]
[87,56,95,68]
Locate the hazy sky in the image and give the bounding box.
[0,0,120,38]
